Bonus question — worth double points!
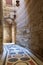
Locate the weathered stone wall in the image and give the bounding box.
[0,22,3,54]
[0,0,3,54]
[16,0,43,60]
[16,0,30,47]
[27,0,43,59]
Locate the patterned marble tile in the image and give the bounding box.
[5,44,38,65]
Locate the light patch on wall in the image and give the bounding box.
[16,0,29,25]
[12,0,16,6]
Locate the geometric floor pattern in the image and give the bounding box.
[4,44,38,65]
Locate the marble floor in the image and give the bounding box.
[0,43,43,65]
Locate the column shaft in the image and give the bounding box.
[12,23,16,44]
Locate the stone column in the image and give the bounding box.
[0,0,3,55]
[12,22,16,44]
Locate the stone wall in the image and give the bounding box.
[16,0,30,47]
[27,0,43,59]
[16,0,43,60]
[0,21,3,54]
[0,0,3,54]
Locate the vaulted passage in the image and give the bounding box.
[0,0,43,65]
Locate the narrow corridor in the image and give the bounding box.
[0,0,43,65]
